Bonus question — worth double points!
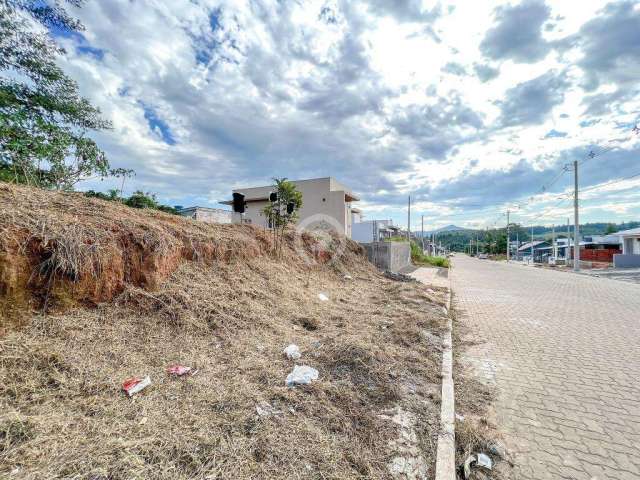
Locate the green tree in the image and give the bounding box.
[0,0,130,189]
[604,223,617,234]
[262,177,303,254]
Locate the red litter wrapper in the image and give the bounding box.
[122,375,151,396]
[167,365,192,376]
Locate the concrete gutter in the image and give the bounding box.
[435,287,456,479]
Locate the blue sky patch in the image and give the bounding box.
[544,129,568,138]
[48,23,105,60]
[140,103,176,145]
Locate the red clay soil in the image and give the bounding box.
[0,183,345,323]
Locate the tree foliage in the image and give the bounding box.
[262,177,303,254]
[0,0,130,189]
[84,189,179,214]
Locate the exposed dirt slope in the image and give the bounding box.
[0,183,449,479]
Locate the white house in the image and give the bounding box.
[222,177,360,238]
[614,227,640,267]
[352,219,395,243]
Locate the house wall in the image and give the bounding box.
[614,254,640,268]
[580,248,621,263]
[178,208,233,224]
[352,221,374,243]
[361,241,411,272]
[622,237,640,254]
[233,178,354,237]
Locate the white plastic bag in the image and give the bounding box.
[285,365,319,386]
[318,293,329,301]
[283,344,301,360]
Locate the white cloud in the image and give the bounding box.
[44,0,640,228]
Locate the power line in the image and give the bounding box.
[579,170,640,194]
[421,125,639,226]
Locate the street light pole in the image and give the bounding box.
[530,225,534,263]
[407,195,411,241]
[506,209,510,262]
[573,160,580,272]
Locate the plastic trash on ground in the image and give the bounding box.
[476,453,493,469]
[256,400,282,417]
[167,364,193,376]
[343,274,353,280]
[317,293,329,301]
[122,375,151,397]
[283,344,302,360]
[462,452,493,479]
[285,365,319,387]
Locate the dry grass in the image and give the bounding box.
[0,183,449,479]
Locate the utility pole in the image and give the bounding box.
[530,225,534,263]
[407,196,411,241]
[421,215,424,252]
[552,224,556,259]
[506,210,510,262]
[573,160,580,271]
[566,218,571,262]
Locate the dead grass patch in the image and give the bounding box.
[0,183,449,479]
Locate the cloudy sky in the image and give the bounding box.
[54,0,640,230]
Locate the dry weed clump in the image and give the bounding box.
[0,183,450,479]
[0,183,349,319]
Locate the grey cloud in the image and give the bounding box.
[499,71,568,127]
[473,63,499,82]
[418,145,640,210]
[480,0,551,63]
[574,1,640,90]
[390,96,484,160]
[364,0,441,23]
[295,32,395,122]
[582,89,639,116]
[441,62,467,76]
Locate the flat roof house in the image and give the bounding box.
[614,227,640,267]
[222,177,360,238]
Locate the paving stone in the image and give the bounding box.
[452,257,640,480]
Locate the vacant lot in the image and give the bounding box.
[0,183,449,479]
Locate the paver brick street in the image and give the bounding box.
[452,256,640,480]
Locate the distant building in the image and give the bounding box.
[352,219,397,243]
[177,206,233,224]
[518,240,551,262]
[614,227,640,267]
[222,177,360,238]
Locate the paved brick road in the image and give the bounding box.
[452,256,640,480]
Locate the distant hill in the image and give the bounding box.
[419,224,467,236]
[419,220,640,252]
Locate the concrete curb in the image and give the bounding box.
[435,285,456,480]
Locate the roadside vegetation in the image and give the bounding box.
[386,237,451,268]
[409,242,450,268]
[84,189,179,214]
